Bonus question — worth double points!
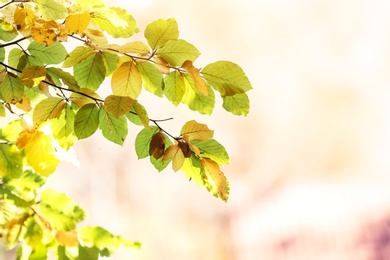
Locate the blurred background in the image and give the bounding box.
[8,0,390,259]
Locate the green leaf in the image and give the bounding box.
[222,92,250,116]
[136,62,164,97]
[102,51,119,76]
[134,126,159,159]
[24,217,43,249]
[91,7,139,38]
[144,18,179,49]
[38,188,86,231]
[192,139,230,165]
[32,0,68,20]
[0,144,23,178]
[99,109,128,146]
[164,71,186,106]
[4,170,45,202]
[202,61,252,96]
[51,104,77,150]
[157,39,200,66]
[74,53,106,91]
[33,97,65,125]
[78,226,137,255]
[8,48,24,69]
[104,95,134,118]
[74,103,100,139]
[0,73,24,102]
[46,67,79,90]
[111,61,142,99]
[132,101,150,129]
[0,20,18,41]
[181,75,215,115]
[0,120,23,141]
[28,41,67,65]
[0,103,5,117]
[0,46,5,62]
[76,246,99,260]
[63,46,95,68]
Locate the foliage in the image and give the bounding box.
[0,0,252,258]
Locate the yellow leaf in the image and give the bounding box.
[14,5,37,36]
[65,11,90,35]
[201,158,229,202]
[33,97,65,126]
[149,131,166,159]
[163,144,185,172]
[180,120,214,141]
[16,130,33,150]
[55,230,79,247]
[182,60,208,96]
[104,95,134,118]
[31,19,60,46]
[24,130,60,176]
[111,61,142,99]
[20,66,46,88]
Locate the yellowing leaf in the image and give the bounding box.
[91,7,139,38]
[104,95,134,118]
[136,62,164,97]
[201,61,252,96]
[65,11,91,35]
[70,88,101,107]
[201,158,229,202]
[0,73,24,102]
[163,144,185,172]
[84,28,108,49]
[157,40,200,66]
[149,131,166,160]
[116,41,150,55]
[222,93,250,116]
[182,60,208,96]
[14,5,37,36]
[180,120,213,141]
[24,130,60,176]
[20,66,46,88]
[63,46,95,68]
[33,0,68,20]
[132,101,150,130]
[164,71,186,106]
[111,61,142,99]
[75,0,105,8]
[33,97,65,126]
[144,18,179,49]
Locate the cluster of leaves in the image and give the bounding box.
[0,0,251,258]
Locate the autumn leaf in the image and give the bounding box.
[163,144,185,172]
[111,61,142,99]
[104,95,134,118]
[180,120,214,141]
[177,139,191,158]
[65,11,90,35]
[149,131,166,159]
[182,60,208,96]
[20,66,46,88]
[201,158,229,202]
[33,97,65,126]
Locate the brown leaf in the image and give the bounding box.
[149,131,166,159]
[178,139,191,158]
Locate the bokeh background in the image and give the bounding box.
[6,0,390,259]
